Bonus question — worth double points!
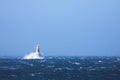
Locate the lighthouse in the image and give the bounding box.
[23,45,44,59]
[36,45,40,54]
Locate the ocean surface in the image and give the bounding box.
[0,56,120,80]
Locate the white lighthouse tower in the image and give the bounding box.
[36,45,40,54]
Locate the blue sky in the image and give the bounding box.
[0,0,120,56]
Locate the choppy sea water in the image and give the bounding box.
[0,56,120,80]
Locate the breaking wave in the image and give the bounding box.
[23,52,44,59]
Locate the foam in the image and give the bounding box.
[23,52,44,59]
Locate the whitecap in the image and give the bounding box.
[79,67,83,69]
[89,68,96,71]
[74,62,80,65]
[70,62,80,65]
[54,67,73,71]
[54,68,62,71]
[36,72,42,75]
[63,67,73,70]
[96,67,106,69]
[47,65,54,68]
[98,60,102,63]
[49,57,53,59]
[31,73,36,76]
[117,58,120,61]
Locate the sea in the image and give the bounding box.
[0,56,120,80]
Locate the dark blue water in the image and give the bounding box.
[0,56,120,80]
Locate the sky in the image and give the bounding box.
[0,0,120,56]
